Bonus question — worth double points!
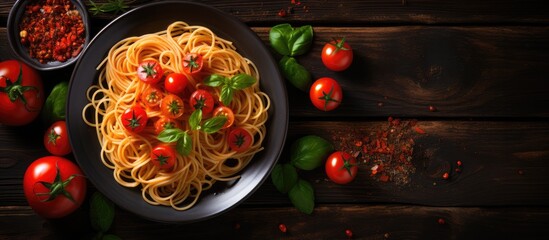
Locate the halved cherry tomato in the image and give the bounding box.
[309,77,343,111]
[213,106,234,129]
[325,151,358,184]
[44,120,72,156]
[161,94,184,119]
[137,60,164,84]
[182,53,203,75]
[121,105,148,133]
[321,38,353,72]
[189,89,214,114]
[164,72,188,94]
[228,127,253,153]
[140,86,164,108]
[150,145,177,171]
[154,116,181,135]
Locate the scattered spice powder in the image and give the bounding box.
[277,0,308,17]
[330,117,422,185]
[19,0,86,63]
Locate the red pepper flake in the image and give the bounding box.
[345,229,353,239]
[428,105,438,112]
[413,126,426,134]
[331,118,422,185]
[456,160,462,167]
[277,8,287,17]
[384,232,391,239]
[442,172,449,180]
[437,218,446,225]
[18,0,86,64]
[278,223,287,233]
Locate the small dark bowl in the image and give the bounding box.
[7,0,90,71]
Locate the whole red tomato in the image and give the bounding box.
[23,156,87,219]
[321,38,353,71]
[164,72,188,94]
[150,145,177,171]
[228,127,253,152]
[44,120,72,156]
[121,105,149,133]
[309,77,343,111]
[325,151,358,184]
[183,53,204,75]
[137,60,164,84]
[0,60,44,126]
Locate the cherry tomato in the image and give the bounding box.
[213,106,234,129]
[121,105,148,133]
[325,151,358,184]
[182,53,203,75]
[309,77,343,111]
[140,86,164,108]
[23,156,87,219]
[189,89,215,114]
[154,116,181,135]
[161,94,184,119]
[137,60,164,84]
[151,145,177,171]
[164,72,188,94]
[321,38,353,71]
[0,60,44,126]
[44,120,72,156]
[228,127,253,152]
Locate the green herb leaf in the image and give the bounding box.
[271,163,298,194]
[288,25,314,56]
[158,128,184,143]
[202,116,227,134]
[41,81,69,124]
[288,179,315,214]
[279,56,312,92]
[90,191,115,233]
[203,74,227,87]
[189,109,202,130]
[230,74,256,90]
[269,23,293,56]
[290,135,334,170]
[220,86,234,106]
[176,132,192,156]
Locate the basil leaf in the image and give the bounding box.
[269,23,293,56]
[288,25,313,56]
[271,163,298,194]
[279,56,311,92]
[231,73,256,90]
[220,86,234,106]
[41,81,69,124]
[288,179,315,214]
[290,135,334,170]
[189,109,202,130]
[177,132,192,156]
[157,128,184,143]
[202,116,227,134]
[90,191,115,233]
[203,74,227,87]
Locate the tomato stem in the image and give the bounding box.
[0,63,39,111]
[34,161,81,203]
[328,37,349,56]
[318,85,340,111]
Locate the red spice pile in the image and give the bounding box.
[330,117,425,185]
[19,0,86,63]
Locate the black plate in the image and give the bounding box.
[66,1,287,223]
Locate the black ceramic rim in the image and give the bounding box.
[6,0,90,71]
[66,1,288,223]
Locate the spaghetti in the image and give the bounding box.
[83,21,270,210]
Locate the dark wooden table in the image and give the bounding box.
[2,0,549,239]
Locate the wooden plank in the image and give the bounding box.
[2,205,549,239]
[3,26,549,118]
[3,121,549,207]
[2,0,549,25]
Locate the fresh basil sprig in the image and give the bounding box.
[41,81,69,125]
[157,128,192,156]
[203,73,256,105]
[269,23,313,57]
[271,135,333,214]
[90,191,121,240]
[189,109,227,134]
[279,56,311,92]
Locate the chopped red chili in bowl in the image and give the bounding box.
[7,0,90,70]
